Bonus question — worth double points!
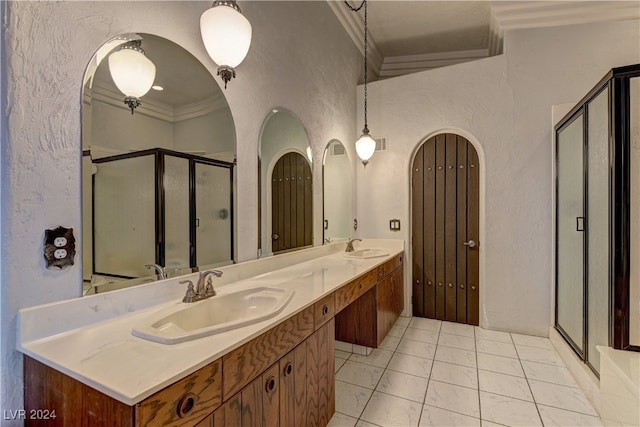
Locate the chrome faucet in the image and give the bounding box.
[145,263,166,280]
[181,269,223,303]
[345,238,362,252]
[197,269,223,299]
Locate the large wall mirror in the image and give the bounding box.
[82,33,236,295]
[258,109,313,257]
[322,140,352,243]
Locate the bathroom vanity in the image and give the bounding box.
[18,240,404,426]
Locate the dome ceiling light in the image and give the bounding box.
[108,39,156,114]
[346,0,376,167]
[200,0,252,89]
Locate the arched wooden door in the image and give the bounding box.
[271,152,313,253]
[412,134,480,325]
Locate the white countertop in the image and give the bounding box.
[18,239,403,405]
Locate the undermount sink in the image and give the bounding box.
[132,287,294,344]
[343,249,389,259]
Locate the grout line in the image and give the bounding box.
[513,332,546,426]
[474,325,483,424]
[353,318,410,426]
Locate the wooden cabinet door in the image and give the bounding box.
[306,318,335,427]
[241,364,280,427]
[279,344,307,427]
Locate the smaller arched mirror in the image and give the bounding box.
[258,109,313,256]
[323,140,352,243]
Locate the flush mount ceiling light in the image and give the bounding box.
[200,0,252,89]
[346,0,376,167]
[108,39,156,114]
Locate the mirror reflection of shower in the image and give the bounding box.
[82,33,236,295]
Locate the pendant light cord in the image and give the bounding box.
[345,0,368,133]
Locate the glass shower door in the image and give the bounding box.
[556,113,585,355]
[195,162,232,268]
[587,88,611,372]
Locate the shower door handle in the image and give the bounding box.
[463,240,477,248]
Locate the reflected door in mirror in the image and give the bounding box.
[271,152,312,253]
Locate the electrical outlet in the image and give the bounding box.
[44,226,75,269]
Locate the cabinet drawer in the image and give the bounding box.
[222,306,314,399]
[136,359,221,427]
[334,268,378,312]
[378,253,403,279]
[314,293,335,330]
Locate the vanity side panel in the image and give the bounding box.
[223,306,314,399]
[24,356,135,427]
[135,359,221,427]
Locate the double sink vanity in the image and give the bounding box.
[18,239,404,426]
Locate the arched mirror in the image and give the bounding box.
[82,33,236,295]
[258,109,313,257]
[322,140,352,243]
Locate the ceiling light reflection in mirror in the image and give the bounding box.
[82,33,236,296]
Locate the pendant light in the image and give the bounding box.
[200,0,252,89]
[346,0,376,167]
[108,40,156,114]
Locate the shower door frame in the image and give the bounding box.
[554,64,640,370]
[91,148,235,277]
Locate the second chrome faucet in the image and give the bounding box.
[181,269,223,303]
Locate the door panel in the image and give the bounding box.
[271,153,312,253]
[412,134,479,325]
[556,114,585,354]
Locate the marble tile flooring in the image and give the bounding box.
[328,317,603,427]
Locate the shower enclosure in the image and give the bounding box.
[90,148,234,279]
[555,64,640,376]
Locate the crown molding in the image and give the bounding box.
[326,0,383,78]
[85,84,228,123]
[491,1,640,32]
[330,0,639,79]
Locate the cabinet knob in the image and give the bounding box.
[471,285,477,291]
[176,393,196,418]
[460,284,465,289]
[265,376,276,393]
[284,362,293,377]
[322,305,329,315]
[438,282,443,287]
[448,283,453,288]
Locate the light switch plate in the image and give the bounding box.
[389,219,401,231]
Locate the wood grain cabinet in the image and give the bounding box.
[335,254,404,347]
[199,319,335,427]
[24,253,401,427]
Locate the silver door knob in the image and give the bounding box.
[463,240,477,248]
[272,234,279,240]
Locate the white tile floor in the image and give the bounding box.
[329,317,603,427]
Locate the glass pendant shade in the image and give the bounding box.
[108,48,155,99]
[355,132,376,163]
[200,4,252,69]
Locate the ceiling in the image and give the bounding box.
[329,0,640,80]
